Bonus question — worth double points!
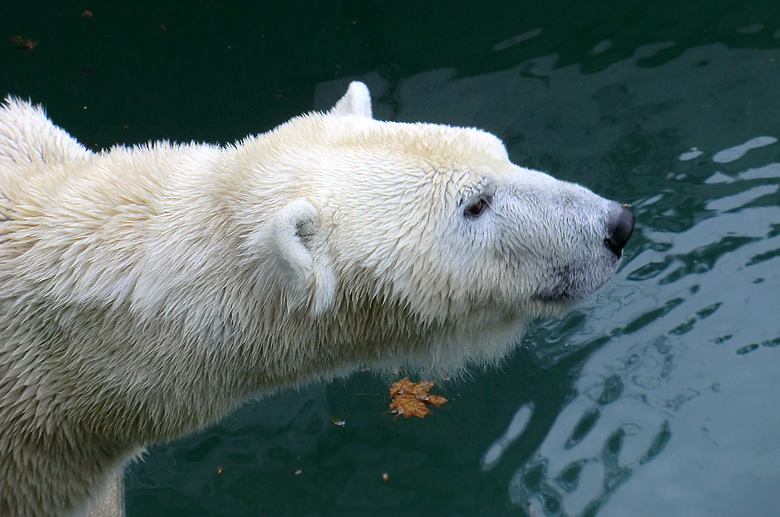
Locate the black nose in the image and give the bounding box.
[605,204,635,257]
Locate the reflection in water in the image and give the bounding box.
[494,132,780,515]
[481,403,534,470]
[493,29,544,52]
[711,136,777,164]
[494,131,780,515]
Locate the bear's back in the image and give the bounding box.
[0,98,91,190]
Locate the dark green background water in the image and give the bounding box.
[3,1,780,516]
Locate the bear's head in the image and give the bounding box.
[239,82,633,371]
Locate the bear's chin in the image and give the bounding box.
[530,268,615,308]
[527,294,583,321]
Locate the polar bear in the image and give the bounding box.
[0,82,633,516]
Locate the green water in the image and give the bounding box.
[3,1,780,515]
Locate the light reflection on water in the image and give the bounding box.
[497,136,780,515]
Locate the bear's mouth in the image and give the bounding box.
[531,287,578,304]
[531,263,605,304]
[531,291,574,303]
[532,263,577,303]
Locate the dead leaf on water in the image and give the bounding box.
[388,377,447,420]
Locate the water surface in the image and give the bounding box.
[2,1,780,515]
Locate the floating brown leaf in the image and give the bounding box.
[10,35,38,50]
[388,377,447,419]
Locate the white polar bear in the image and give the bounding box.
[0,82,633,516]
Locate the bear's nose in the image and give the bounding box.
[605,204,635,258]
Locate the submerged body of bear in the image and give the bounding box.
[0,82,633,516]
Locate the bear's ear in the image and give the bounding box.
[329,81,373,119]
[268,199,336,316]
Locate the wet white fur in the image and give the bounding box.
[0,82,622,516]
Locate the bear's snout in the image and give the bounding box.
[604,204,635,258]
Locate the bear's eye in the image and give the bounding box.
[464,197,490,218]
